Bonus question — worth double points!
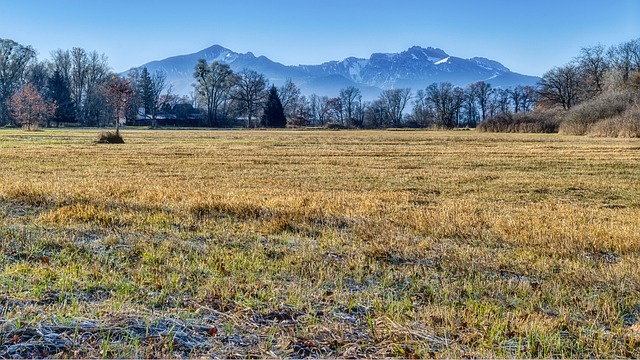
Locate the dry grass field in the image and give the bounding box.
[1,128,639,358]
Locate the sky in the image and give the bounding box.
[1,0,638,76]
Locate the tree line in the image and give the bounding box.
[0,37,540,130]
[537,38,640,110]
[192,60,538,129]
[479,38,640,136]
[166,37,640,130]
[2,36,638,131]
[0,38,174,130]
[0,37,541,130]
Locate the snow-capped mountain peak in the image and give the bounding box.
[131,44,539,99]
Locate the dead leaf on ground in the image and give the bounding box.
[207,326,218,337]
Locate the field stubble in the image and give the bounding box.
[0,129,639,358]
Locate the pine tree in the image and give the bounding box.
[47,69,75,127]
[137,67,166,128]
[262,85,286,128]
[139,67,154,118]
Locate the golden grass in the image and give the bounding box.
[0,128,639,358]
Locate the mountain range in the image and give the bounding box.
[134,44,540,100]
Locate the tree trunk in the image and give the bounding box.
[115,111,120,136]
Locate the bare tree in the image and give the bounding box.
[538,63,582,110]
[234,69,267,128]
[425,82,460,128]
[509,86,524,113]
[339,86,361,126]
[64,48,111,126]
[354,98,367,127]
[70,47,88,122]
[158,84,179,113]
[578,44,609,95]
[520,85,538,112]
[493,88,511,114]
[607,38,640,83]
[463,85,478,127]
[307,94,325,126]
[50,49,72,84]
[410,89,433,127]
[103,76,134,137]
[0,39,37,125]
[325,97,343,124]
[84,52,111,127]
[194,60,235,126]
[453,87,465,127]
[364,99,387,128]
[278,78,301,118]
[26,61,49,96]
[8,83,56,130]
[470,81,492,121]
[380,88,411,127]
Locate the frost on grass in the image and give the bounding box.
[0,313,218,358]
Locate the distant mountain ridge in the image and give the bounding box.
[134,44,540,99]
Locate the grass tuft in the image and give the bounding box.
[97,131,125,144]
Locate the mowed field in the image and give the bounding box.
[1,128,639,358]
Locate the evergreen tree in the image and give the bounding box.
[138,67,166,128]
[47,69,75,127]
[139,67,153,117]
[262,85,286,128]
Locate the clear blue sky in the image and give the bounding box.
[1,0,638,76]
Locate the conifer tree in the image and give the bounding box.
[262,85,286,128]
[138,67,166,128]
[47,69,75,127]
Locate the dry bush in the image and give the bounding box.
[323,122,346,130]
[97,131,125,144]
[560,90,636,135]
[477,110,561,133]
[588,105,640,138]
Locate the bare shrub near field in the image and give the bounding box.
[588,105,640,137]
[323,121,346,129]
[477,110,562,133]
[559,90,636,135]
